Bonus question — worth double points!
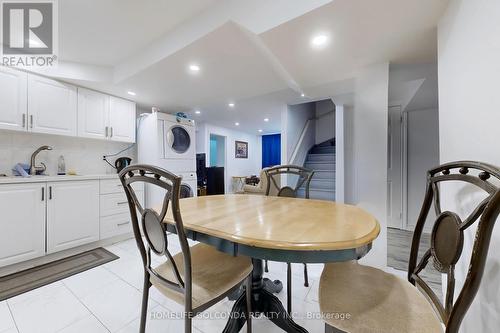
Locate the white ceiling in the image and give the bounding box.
[43,0,449,134]
[59,0,218,65]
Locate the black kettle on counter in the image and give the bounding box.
[115,157,132,173]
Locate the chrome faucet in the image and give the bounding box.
[30,145,53,175]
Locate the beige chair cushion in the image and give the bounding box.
[151,243,253,309]
[243,167,268,195]
[242,183,265,194]
[319,261,444,333]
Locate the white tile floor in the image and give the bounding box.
[1,236,405,333]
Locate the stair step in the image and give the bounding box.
[307,153,335,162]
[305,162,335,171]
[298,188,335,201]
[313,170,335,180]
[310,146,335,154]
[309,179,335,190]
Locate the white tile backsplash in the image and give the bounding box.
[0,130,136,176]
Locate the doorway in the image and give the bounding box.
[209,134,226,167]
[387,106,439,231]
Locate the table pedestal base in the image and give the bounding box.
[222,259,308,333]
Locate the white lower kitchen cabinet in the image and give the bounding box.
[0,183,46,267]
[100,213,134,240]
[46,180,100,253]
[99,178,143,239]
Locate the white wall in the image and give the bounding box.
[0,130,135,176]
[389,63,439,111]
[439,0,500,331]
[406,108,439,231]
[344,63,389,269]
[315,99,335,144]
[195,122,207,154]
[195,122,262,193]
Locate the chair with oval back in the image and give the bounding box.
[319,161,500,333]
[264,164,315,315]
[119,165,253,333]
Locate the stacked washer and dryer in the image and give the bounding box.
[138,111,197,207]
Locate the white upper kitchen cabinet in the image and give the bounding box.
[46,180,99,254]
[77,88,109,140]
[0,183,46,267]
[28,74,77,136]
[0,67,27,132]
[109,96,136,143]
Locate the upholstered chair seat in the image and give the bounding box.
[152,243,253,309]
[319,261,443,333]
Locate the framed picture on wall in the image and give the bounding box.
[235,141,248,158]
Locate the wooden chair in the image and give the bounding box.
[319,161,500,333]
[119,165,253,333]
[264,165,315,315]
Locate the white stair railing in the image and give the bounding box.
[289,119,315,166]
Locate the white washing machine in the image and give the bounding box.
[179,171,197,198]
[162,115,196,160]
[138,112,197,207]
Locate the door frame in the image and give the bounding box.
[387,105,406,230]
[387,105,416,231]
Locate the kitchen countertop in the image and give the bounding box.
[0,174,120,184]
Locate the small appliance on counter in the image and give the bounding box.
[115,157,132,173]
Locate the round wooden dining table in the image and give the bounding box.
[163,194,380,333]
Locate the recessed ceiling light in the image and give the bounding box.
[301,93,305,97]
[195,110,201,114]
[264,118,269,122]
[228,103,235,108]
[127,91,136,96]
[258,129,263,133]
[189,64,200,72]
[311,34,329,48]
[235,122,240,126]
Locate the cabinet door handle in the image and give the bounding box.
[30,115,33,128]
[41,187,45,201]
[110,127,113,138]
[117,201,128,205]
[22,114,26,128]
[49,186,52,200]
[117,221,130,226]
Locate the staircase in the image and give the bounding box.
[298,139,335,201]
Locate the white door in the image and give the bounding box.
[109,96,136,143]
[77,88,110,140]
[28,74,77,136]
[0,183,46,267]
[46,180,99,253]
[0,67,27,132]
[387,106,403,229]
